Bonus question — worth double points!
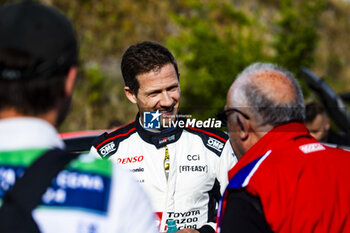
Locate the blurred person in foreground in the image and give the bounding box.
[216,62,350,233]
[305,101,350,146]
[0,2,157,233]
[90,41,237,233]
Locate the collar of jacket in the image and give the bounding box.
[135,113,184,149]
[228,122,310,180]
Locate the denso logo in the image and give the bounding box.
[99,142,116,156]
[207,137,224,152]
[117,156,144,164]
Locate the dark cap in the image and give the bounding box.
[0,1,78,80]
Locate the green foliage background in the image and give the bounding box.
[1,0,350,131]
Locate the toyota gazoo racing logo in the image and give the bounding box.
[159,135,176,145]
[207,137,224,152]
[99,142,116,156]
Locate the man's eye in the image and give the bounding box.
[149,91,160,96]
[167,86,178,91]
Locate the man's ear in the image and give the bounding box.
[124,86,137,104]
[325,117,331,131]
[236,114,249,141]
[65,67,77,96]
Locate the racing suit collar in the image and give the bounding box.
[136,113,183,149]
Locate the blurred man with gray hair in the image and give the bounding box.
[216,62,350,233]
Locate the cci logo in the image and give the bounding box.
[187,154,200,161]
[143,110,161,129]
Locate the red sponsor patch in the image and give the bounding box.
[117,155,144,164]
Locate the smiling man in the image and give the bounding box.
[90,41,237,233]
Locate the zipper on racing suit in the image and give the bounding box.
[164,146,170,181]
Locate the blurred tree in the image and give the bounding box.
[51,0,174,131]
[272,0,326,74]
[314,0,350,94]
[168,0,266,119]
[1,0,349,131]
[52,0,171,61]
[267,0,326,97]
[167,0,327,119]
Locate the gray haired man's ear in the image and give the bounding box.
[237,114,249,141]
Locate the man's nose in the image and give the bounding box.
[160,91,173,107]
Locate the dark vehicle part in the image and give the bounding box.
[300,67,350,133]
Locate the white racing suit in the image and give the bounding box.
[90,115,237,233]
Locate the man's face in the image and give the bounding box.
[131,63,180,129]
[226,86,247,159]
[226,109,246,160]
[305,113,329,141]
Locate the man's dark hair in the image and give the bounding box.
[0,49,69,115]
[121,41,179,94]
[305,102,326,124]
[0,2,78,115]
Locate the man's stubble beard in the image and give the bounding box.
[160,106,179,129]
[160,114,177,129]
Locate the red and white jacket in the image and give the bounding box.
[218,122,350,233]
[90,114,237,233]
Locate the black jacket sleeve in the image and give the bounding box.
[221,189,273,233]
